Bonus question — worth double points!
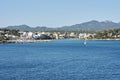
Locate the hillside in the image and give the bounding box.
[5,20,120,31]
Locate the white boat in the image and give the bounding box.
[84,40,87,45]
[84,33,87,45]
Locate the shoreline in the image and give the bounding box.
[76,38,120,41]
[76,38,120,40]
[0,39,54,44]
[0,38,120,44]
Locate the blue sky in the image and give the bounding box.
[0,0,120,27]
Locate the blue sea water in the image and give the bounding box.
[0,39,120,80]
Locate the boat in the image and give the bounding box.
[84,33,87,45]
[84,40,87,45]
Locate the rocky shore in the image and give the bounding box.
[0,39,53,44]
[0,38,120,44]
[77,38,120,40]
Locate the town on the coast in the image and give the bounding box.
[0,28,120,43]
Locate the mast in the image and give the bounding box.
[84,33,87,45]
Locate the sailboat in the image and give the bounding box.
[84,39,87,45]
[84,33,87,45]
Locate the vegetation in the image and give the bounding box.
[95,28,120,39]
[0,35,8,41]
[0,29,20,41]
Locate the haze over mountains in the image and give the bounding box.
[5,20,120,31]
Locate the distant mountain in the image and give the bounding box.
[59,20,120,31]
[6,25,53,31]
[5,20,120,31]
[7,25,31,31]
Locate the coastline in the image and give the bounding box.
[63,38,120,40]
[0,38,120,44]
[77,38,120,41]
[0,39,54,44]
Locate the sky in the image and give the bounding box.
[0,0,120,28]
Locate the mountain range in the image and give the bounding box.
[4,20,120,31]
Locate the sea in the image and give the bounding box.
[0,39,120,80]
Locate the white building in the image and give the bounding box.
[79,33,86,39]
[27,32,33,39]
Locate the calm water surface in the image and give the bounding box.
[0,39,120,80]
